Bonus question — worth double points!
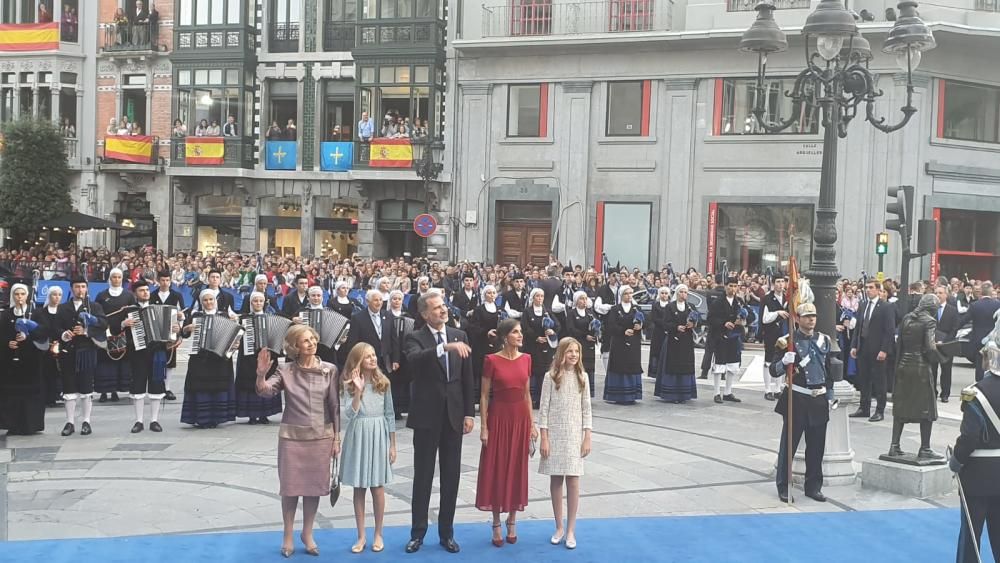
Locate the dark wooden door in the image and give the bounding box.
[497,224,550,266]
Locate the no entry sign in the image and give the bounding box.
[413,213,438,238]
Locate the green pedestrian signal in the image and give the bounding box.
[875,232,889,255]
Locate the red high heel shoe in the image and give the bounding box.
[491,523,504,547]
[505,520,518,544]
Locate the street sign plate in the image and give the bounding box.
[413,213,437,238]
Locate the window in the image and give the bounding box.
[356,63,445,139]
[609,0,654,32]
[598,202,652,271]
[507,84,546,138]
[179,0,238,27]
[716,77,819,135]
[940,81,1000,144]
[713,203,814,273]
[606,81,650,136]
[270,0,300,52]
[510,0,551,36]
[175,67,247,136]
[58,0,78,42]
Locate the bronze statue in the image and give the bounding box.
[886,294,946,462]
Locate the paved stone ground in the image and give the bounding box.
[0,343,970,541]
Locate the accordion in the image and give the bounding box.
[129,305,179,351]
[298,309,350,350]
[190,314,244,359]
[242,314,293,356]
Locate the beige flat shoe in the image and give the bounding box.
[351,540,366,554]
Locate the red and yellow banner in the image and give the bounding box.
[369,138,413,168]
[105,135,154,164]
[0,22,59,52]
[185,137,225,165]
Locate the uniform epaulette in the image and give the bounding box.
[961,384,979,402]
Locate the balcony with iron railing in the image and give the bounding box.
[102,21,160,52]
[100,135,161,171]
[354,20,446,53]
[480,0,673,39]
[323,21,356,51]
[976,0,1000,11]
[269,22,300,52]
[170,137,254,170]
[726,0,809,10]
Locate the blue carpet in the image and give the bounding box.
[0,508,990,562]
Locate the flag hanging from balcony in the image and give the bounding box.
[265,141,297,170]
[320,142,353,172]
[185,137,225,165]
[0,22,59,51]
[104,135,154,164]
[368,138,413,168]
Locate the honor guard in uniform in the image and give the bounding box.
[94,268,136,402]
[770,302,833,503]
[949,313,1000,563]
[57,278,107,436]
[760,277,790,401]
[150,270,185,401]
[121,280,172,433]
[709,276,747,403]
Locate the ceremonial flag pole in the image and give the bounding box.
[785,227,800,504]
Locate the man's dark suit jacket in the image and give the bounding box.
[344,307,395,372]
[851,298,896,357]
[404,325,474,434]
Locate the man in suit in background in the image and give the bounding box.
[280,274,309,319]
[932,285,960,402]
[403,291,474,555]
[850,280,896,422]
[343,289,396,374]
[969,282,1000,382]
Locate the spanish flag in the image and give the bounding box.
[104,135,154,164]
[0,22,59,52]
[369,138,413,168]
[185,137,225,165]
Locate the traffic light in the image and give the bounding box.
[886,185,914,237]
[875,232,889,255]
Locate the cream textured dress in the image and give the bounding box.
[537,370,593,476]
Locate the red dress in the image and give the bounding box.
[475,353,532,512]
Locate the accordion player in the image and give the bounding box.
[180,290,241,429]
[242,313,293,356]
[128,305,179,351]
[190,314,244,359]
[123,282,182,431]
[235,293,285,424]
[298,309,350,353]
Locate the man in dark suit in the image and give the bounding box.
[150,270,185,401]
[450,272,479,319]
[931,285,960,402]
[850,280,896,422]
[343,289,396,374]
[280,274,309,319]
[403,291,474,555]
[969,282,1000,382]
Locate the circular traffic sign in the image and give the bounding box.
[413,213,438,238]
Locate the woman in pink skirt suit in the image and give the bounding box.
[257,324,341,558]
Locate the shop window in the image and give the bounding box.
[713,204,813,273]
[597,202,651,271]
[716,77,819,135]
[940,81,1000,144]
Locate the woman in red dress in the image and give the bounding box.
[476,318,538,547]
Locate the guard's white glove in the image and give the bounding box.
[781,352,796,366]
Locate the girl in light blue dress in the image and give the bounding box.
[340,342,396,554]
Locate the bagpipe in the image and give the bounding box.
[626,309,645,347]
[106,304,138,360]
[726,306,748,341]
[542,313,559,349]
[589,317,602,343]
[14,318,50,352]
[77,302,108,350]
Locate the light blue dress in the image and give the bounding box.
[339,381,396,488]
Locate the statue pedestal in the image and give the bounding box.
[861,457,952,499]
[793,379,858,486]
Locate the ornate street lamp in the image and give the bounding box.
[738,0,935,341]
[414,140,444,211]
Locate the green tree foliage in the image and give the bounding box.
[0,119,72,236]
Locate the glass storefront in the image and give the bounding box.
[197,195,243,253]
[714,204,813,273]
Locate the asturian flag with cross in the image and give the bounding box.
[320,142,354,172]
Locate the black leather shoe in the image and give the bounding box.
[130,422,144,434]
[764,392,775,401]
[805,490,827,502]
[940,396,949,403]
[248,417,257,425]
[164,391,177,401]
[61,422,75,437]
[849,409,870,418]
[723,394,742,403]
[81,422,92,435]
[868,412,884,422]
[714,395,723,404]
[778,490,789,503]
[404,539,422,554]
[98,393,108,403]
[259,417,270,425]
[150,421,163,432]
[698,373,708,380]
[111,392,120,402]
[439,538,460,554]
